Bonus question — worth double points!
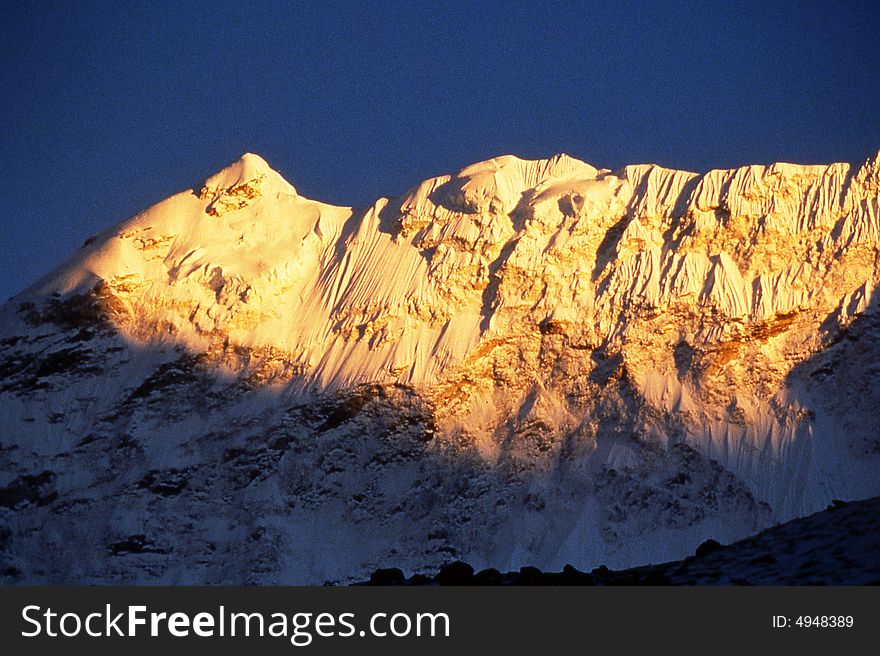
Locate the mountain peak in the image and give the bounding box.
[207,152,273,185]
[199,153,297,216]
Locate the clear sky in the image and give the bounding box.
[2,0,879,300]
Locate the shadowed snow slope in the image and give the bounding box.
[363,497,880,585]
[1,151,879,583]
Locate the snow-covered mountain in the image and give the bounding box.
[1,151,879,583]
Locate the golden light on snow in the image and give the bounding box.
[22,150,880,487]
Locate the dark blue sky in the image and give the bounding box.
[2,0,879,300]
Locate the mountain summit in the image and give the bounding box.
[1,151,879,583]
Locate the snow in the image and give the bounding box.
[1,149,879,583]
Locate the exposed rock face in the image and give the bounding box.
[1,151,878,583]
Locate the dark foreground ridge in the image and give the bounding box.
[360,496,880,585]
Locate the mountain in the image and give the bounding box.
[1,151,879,584]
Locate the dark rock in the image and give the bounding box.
[316,384,383,432]
[369,568,406,585]
[0,471,56,509]
[407,573,434,586]
[695,538,723,558]
[136,469,188,496]
[518,566,544,585]
[640,570,672,585]
[538,319,567,335]
[562,564,596,585]
[591,564,610,579]
[109,535,169,556]
[437,560,474,585]
[474,568,502,585]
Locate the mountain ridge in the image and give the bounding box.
[1,150,878,583]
